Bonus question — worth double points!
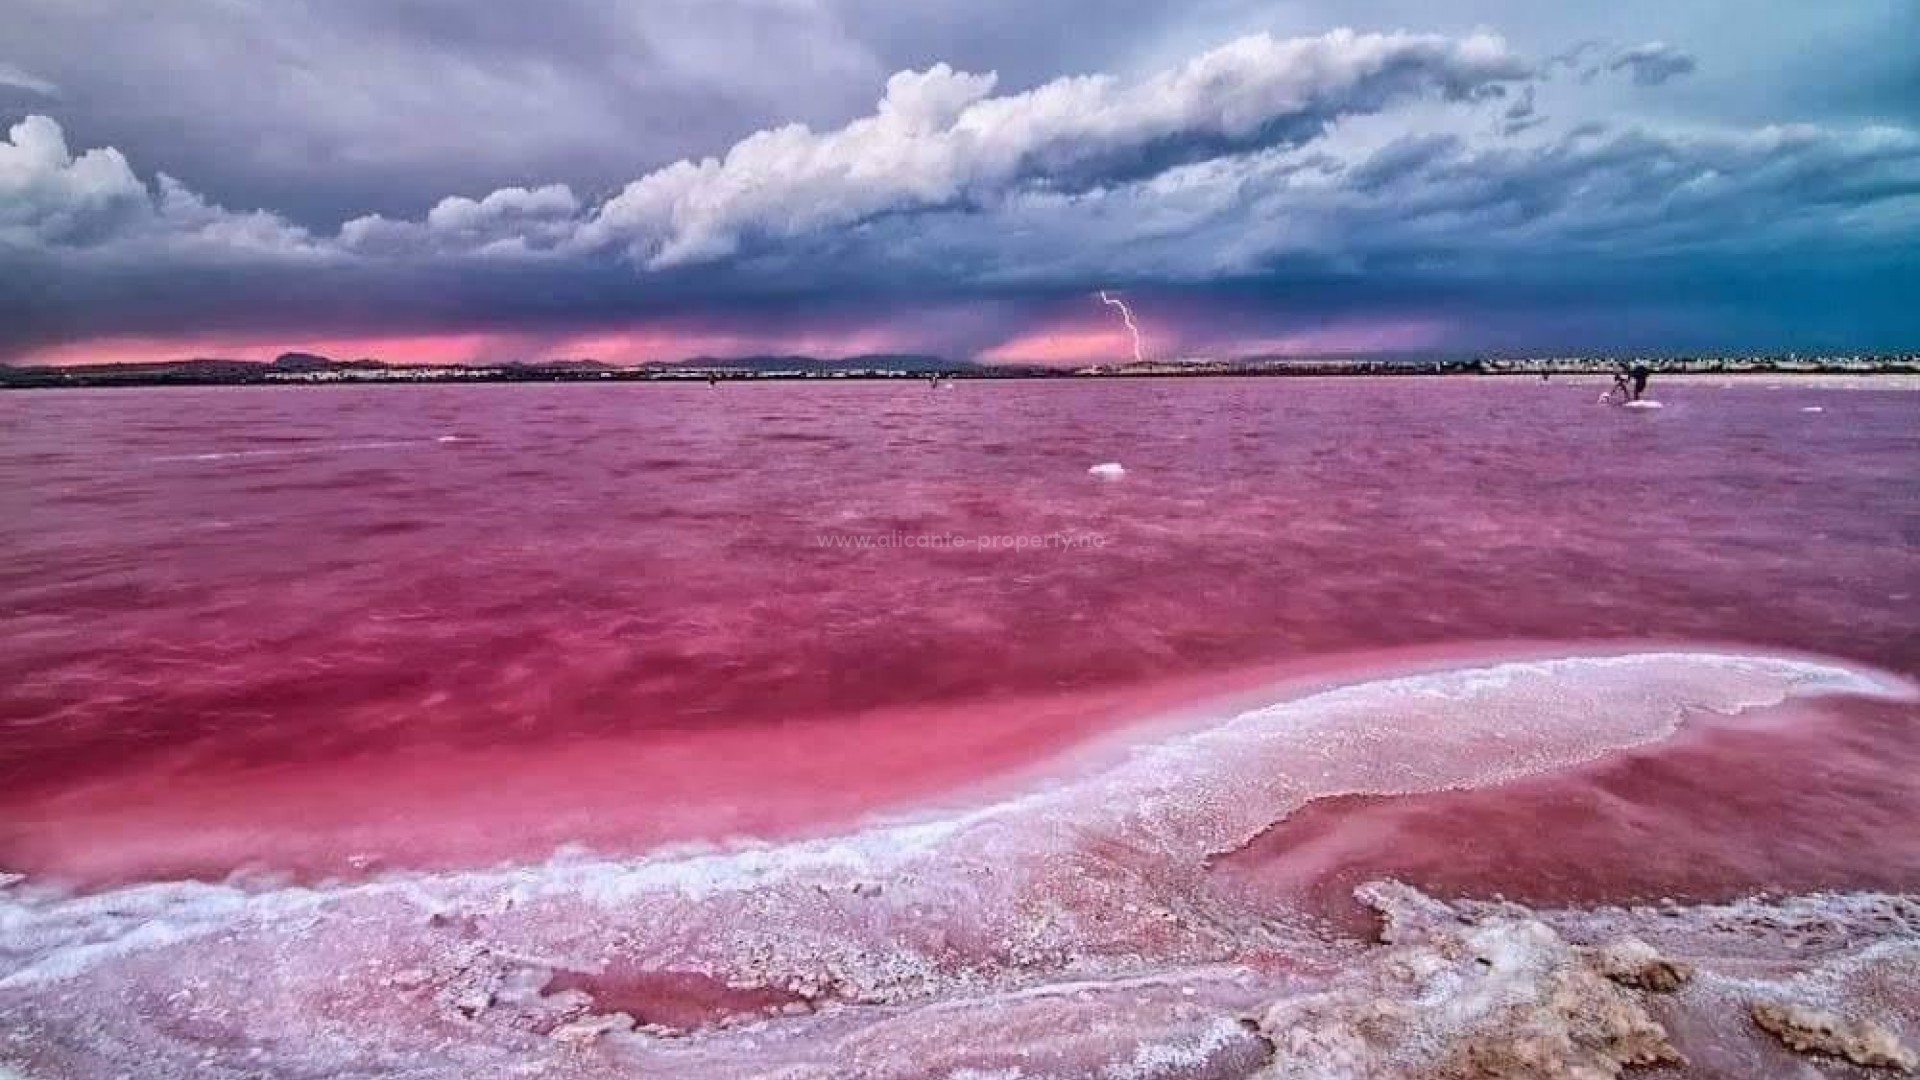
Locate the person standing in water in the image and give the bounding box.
[1606,366,1632,404]
[1629,361,1651,401]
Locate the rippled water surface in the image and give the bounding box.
[1,377,1915,1079]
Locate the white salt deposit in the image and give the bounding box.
[1,650,1912,1079]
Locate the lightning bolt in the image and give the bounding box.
[1097,290,1147,363]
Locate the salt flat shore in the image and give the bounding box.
[1571,372,1920,390]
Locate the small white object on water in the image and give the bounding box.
[1801,406,1824,413]
[1621,400,1664,410]
[1088,462,1126,480]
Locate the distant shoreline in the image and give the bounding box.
[7,371,1919,391]
[3,354,1916,390]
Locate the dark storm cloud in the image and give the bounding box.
[5,1,1912,218]
[811,120,1920,298]
[1606,42,1698,87]
[2,0,1239,226]
[1495,85,1550,137]
[8,105,1915,361]
[0,248,831,354]
[0,62,58,97]
[3,29,1533,263]
[2,0,888,225]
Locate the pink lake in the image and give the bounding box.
[1,377,1916,1079]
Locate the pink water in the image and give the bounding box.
[1,378,1916,1078]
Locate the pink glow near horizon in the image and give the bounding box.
[17,324,921,368]
[22,315,1449,368]
[554,325,916,363]
[21,331,527,368]
[979,324,1139,365]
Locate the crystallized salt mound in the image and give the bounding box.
[3,877,1916,1078]
[1242,884,1920,1080]
[1246,881,1684,1079]
[1750,1001,1917,1071]
[1579,938,1693,993]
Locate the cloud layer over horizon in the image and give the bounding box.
[3,1,1917,364]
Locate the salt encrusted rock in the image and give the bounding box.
[386,967,432,990]
[450,987,494,1018]
[548,1012,635,1045]
[1579,938,1693,992]
[1246,882,1684,1079]
[1749,1001,1917,1072]
[1440,976,1683,1078]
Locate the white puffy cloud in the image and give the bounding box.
[2,114,154,245]
[577,29,1531,266]
[340,184,582,256]
[1,114,317,256]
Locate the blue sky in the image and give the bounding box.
[2,0,1916,363]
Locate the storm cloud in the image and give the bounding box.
[1,1,1916,362]
[1606,42,1698,87]
[577,30,1529,266]
[0,62,57,97]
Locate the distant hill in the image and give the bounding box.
[0,352,618,387]
[3,357,274,384]
[0,352,964,385]
[269,351,393,372]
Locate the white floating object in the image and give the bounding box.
[1088,462,1127,480]
[1621,400,1663,410]
[1801,406,1824,413]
